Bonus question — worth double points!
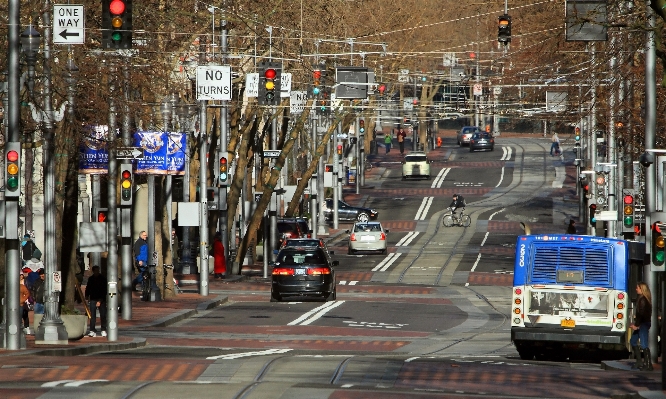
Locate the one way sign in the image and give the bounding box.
[53,5,85,45]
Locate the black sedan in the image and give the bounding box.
[322,198,378,222]
[270,247,338,302]
[469,132,495,152]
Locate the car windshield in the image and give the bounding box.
[405,155,427,162]
[278,249,326,264]
[354,223,381,232]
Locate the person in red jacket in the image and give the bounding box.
[213,232,226,279]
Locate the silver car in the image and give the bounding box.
[346,222,389,255]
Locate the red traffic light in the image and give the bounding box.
[109,0,126,15]
[265,68,276,79]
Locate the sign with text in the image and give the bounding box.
[290,91,307,114]
[53,5,85,44]
[196,65,232,100]
[280,72,292,98]
[245,73,258,97]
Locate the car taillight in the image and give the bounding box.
[308,267,331,275]
[272,267,295,276]
[350,233,356,241]
[380,232,386,240]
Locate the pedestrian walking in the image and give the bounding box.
[550,133,560,156]
[213,232,226,279]
[20,274,31,335]
[85,265,108,337]
[21,233,38,264]
[566,219,576,234]
[384,132,392,154]
[132,231,148,290]
[32,269,45,314]
[630,282,653,370]
[397,129,407,155]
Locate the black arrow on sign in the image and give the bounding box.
[59,29,80,40]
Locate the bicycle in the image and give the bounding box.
[442,207,471,227]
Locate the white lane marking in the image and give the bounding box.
[64,380,108,387]
[415,197,434,220]
[398,231,419,247]
[432,167,451,188]
[207,348,292,360]
[372,252,402,272]
[465,253,484,287]
[42,380,76,387]
[396,231,416,246]
[298,300,345,326]
[379,253,402,272]
[480,232,490,247]
[288,301,337,325]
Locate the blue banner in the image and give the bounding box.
[134,131,186,175]
[79,125,109,174]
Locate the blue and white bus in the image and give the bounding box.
[511,234,641,360]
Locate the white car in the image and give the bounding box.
[346,222,389,255]
[402,152,431,180]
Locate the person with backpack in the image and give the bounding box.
[21,234,38,264]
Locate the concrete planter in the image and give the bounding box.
[34,314,88,340]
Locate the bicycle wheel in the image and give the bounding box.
[460,214,471,227]
[443,215,454,227]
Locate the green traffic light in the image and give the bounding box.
[624,216,633,228]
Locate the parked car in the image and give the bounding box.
[270,247,338,302]
[456,126,481,146]
[402,152,431,180]
[469,132,495,152]
[323,199,378,222]
[346,222,389,255]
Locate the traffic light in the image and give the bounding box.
[652,219,665,267]
[219,155,228,185]
[96,208,109,223]
[258,61,281,106]
[102,0,133,49]
[589,203,597,226]
[359,120,365,134]
[622,190,635,233]
[498,14,512,45]
[207,187,219,210]
[120,163,133,206]
[5,142,21,198]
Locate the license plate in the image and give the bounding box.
[361,236,375,241]
[294,269,306,275]
[560,319,575,328]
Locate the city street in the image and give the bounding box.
[0,134,661,398]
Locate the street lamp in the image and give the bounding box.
[20,25,40,94]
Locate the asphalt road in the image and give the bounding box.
[1,136,660,399]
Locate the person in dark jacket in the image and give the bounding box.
[85,265,108,337]
[32,269,45,314]
[630,281,653,370]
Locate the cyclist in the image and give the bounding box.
[448,193,465,215]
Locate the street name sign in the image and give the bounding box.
[196,65,232,101]
[117,147,144,160]
[53,5,85,44]
[263,150,281,158]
